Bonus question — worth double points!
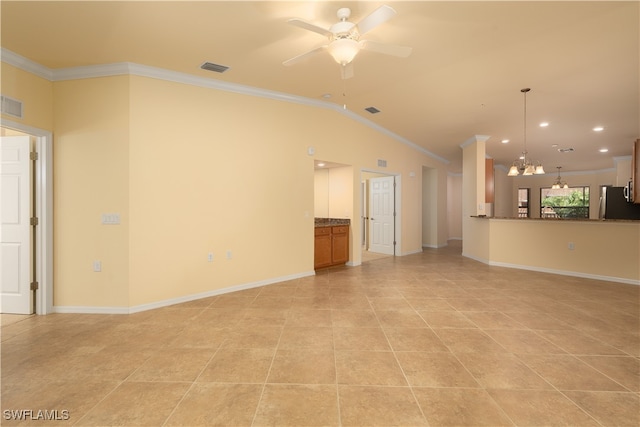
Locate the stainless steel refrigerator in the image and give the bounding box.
[599,186,640,220]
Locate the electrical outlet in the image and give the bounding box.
[207,253,214,262]
[93,260,102,272]
[226,250,232,260]
[568,242,575,250]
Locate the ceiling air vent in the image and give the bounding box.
[1,95,23,119]
[365,106,381,114]
[558,147,575,153]
[200,62,230,73]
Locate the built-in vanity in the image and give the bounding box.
[314,218,350,269]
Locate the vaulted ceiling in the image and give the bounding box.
[2,1,638,172]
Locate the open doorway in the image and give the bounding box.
[360,170,401,263]
[1,121,53,315]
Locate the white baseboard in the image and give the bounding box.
[462,253,639,286]
[422,243,448,249]
[53,306,130,314]
[53,270,316,315]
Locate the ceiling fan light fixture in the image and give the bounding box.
[327,38,360,65]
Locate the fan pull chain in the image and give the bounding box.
[342,76,347,110]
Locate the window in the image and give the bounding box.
[540,186,590,219]
[518,188,530,218]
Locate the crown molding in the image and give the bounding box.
[2,48,449,165]
[459,135,490,149]
[1,48,53,80]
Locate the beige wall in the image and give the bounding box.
[422,167,438,247]
[1,63,53,130]
[127,76,316,306]
[3,62,449,310]
[447,173,462,240]
[488,219,640,283]
[493,166,512,218]
[314,169,329,217]
[324,166,354,219]
[52,76,131,307]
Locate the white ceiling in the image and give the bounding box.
[2,1,638,173]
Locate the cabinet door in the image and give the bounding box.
[485,158,495,203]
[314,230,332,269]
[331,227,349,264]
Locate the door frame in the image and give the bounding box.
[359,169,402,260]
[1,119,53,314]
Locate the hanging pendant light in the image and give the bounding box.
[551,166,568,189]
[507,88,545,176]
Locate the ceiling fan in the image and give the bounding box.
[283,5,412,79]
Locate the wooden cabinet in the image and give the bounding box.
[485,158,495,203]
[314,225,349,269]
[314,227,332,269]
[331,226,349,265]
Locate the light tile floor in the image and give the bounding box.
[1,242,639,426]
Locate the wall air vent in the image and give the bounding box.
[200,62,230,73]
[377,159,387,167]
[558,147,575,153]
[1,95,23,119]
[365,106,381,114]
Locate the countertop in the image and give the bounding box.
[315,218,351,227]
[471,216,639,223]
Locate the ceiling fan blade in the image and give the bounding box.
[283,46,327,66]
[360,40,412,58]
[287,18,332,37]
[340,62,354,80]
[357,5,397,35]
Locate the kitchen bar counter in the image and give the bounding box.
[466,216,639,284]
[471,216,639,223]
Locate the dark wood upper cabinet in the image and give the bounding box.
[485,158,495,203]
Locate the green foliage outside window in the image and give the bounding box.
[540,187,589,218]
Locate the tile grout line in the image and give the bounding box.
[368,287,431,426]
[248,310,287,427]
[159,335,226,427]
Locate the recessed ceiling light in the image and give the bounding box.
[501,139,509,144]
[322,93,332,99]
[593,126,604,132]
[599,148,609,153]
[539,122,549,127]
[317,162,325,167]
[551,144,559,148]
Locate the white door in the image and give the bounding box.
[369,176,395,255]
[1,136,33,314]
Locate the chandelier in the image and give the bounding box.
[508,88,545,176]
[551,166,568,189]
